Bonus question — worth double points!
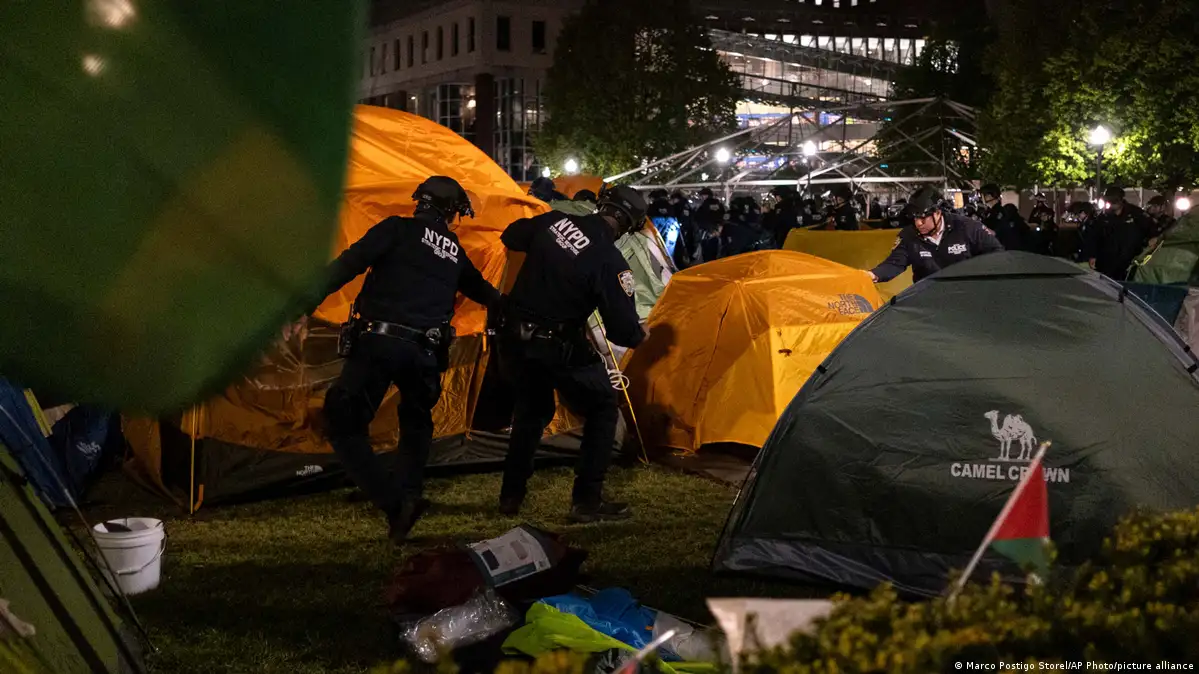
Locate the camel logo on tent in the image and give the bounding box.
[827,294,874,316]
[948,410,1071,483]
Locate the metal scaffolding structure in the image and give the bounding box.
[604,97,978,199]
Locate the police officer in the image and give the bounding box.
[495,185,648,523]
[1083,186,1154,280]
[825,184,859,230]
[1062,200,1097,262]
[1145,195,1176,241]
[764,186,800,247]
[320,176,501,543]
[981,183,1030,251]
[1026,192,1058,256]
[529,176,568,203]
[726,196,774,255]
[867,186,1004,283]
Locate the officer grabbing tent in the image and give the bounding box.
[868,186,1004,283]
[318,176,501,544]
[494,185,649,523]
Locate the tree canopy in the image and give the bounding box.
[534,0,739,180]
[980,0,1199,190]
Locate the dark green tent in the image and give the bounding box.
[713,252,1199,597]
[0,445,143,673]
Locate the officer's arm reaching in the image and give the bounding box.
[323,217,399,296]
[500,217,541,252]
[458,256,502,310]
[868,238,910,283]
[595,257,646,349]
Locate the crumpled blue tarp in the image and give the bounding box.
[539,588,661,655]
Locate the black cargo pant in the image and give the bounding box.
[323,332,441,517]
[498,331,618,508]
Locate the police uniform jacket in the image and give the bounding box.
[501,210,645,349]
[831,201,859,231]
[1083,203,1153,279]
[985,202,1029,251]
[324,211,500,329]
[871,212,1004,283]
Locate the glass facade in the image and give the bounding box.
[436,83,477,145]
[494,77,543,182]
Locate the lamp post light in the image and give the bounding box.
[541,166,551,178]
[715,147,731,164]
[802,140,817,196]
[1089,125,1111,198]
[563,158,579,175]
[1176,196,1192,213]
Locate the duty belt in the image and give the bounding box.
[363,320,438,344]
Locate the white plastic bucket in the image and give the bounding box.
[91,518,165,596]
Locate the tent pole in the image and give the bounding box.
[589,312,649,465]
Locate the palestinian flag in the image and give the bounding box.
[987,447,1051,577]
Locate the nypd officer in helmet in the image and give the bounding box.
[495,185,648,523]
[867,186,1004,284]
[319,176,501,544]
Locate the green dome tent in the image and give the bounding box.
[713,252,1199,597]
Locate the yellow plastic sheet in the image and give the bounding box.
[624,251,881,453]
[784,228,913,301]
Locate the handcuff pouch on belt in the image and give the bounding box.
[426,322,456,373]
[337,301,363,358]
[513,320,584,363]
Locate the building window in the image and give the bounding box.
[380,43,388,73]
[422,31,429,64]
[437,27,444,60]
[494,77,543,181]
[437,83,476,143]
[532,20,546,54]
[468,17,476,52]
[394,39,402,69]
[497,16,511,52]
[407,35,414,67]
[452,22,460,56]
[369,46,376,75]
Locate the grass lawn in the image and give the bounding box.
[82,464,820,674]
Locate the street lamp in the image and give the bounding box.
[1176,196,1192,212]
[563,158,579,175]
[715,147,731,164]
[1089,125,1111,198]
[541,166,551,178]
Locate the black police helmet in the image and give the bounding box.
[529,176,557,201]
[698,187,715,198]
[829,184,854,202]
[413,176,474,220]
[904,186,944,219]
[649,197,673,219]
[574,189,597,204]
[1103,185,1126,202]
[648,189,669,201]
[670,190,687,202]
[980,183,1002,199]
[596,185,649,236]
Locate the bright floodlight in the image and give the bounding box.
[802,140,817,157]
[1089,124,1111,146]
[1096,198,1108,211]
[715,147,731,164]
[541,167,551,178]
[564,158,579,174]
[1177,196,1192,211]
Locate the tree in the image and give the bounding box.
[534,0,739,180]
[981,0,1199,190]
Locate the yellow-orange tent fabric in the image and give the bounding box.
[783,228,913,301]
[124,106,560,507]
[623,250,882,453]
[553,174,606,200]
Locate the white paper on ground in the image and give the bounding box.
[706,598,834,658]
[466,526,551,587]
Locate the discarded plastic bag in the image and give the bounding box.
[398,588,518,664]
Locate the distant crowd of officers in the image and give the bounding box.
[638,182,1179,282]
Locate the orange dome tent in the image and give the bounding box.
[623,250,882,454]
[784,228,913,301]
[125,107,591,510]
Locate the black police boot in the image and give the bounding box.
[568,500,632,524]
[498,496,523,516]
[387,497,430,544]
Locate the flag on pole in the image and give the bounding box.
[950,441,1051,598]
